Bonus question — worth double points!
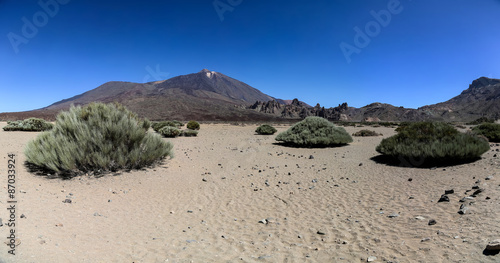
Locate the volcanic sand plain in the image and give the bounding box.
[0,122,499,263]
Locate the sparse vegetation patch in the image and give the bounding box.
[24,103,173,176]
[467,117,495,125]
[159,126,181,138]
[472,123,500,142]
[152,120,182,132]
[376,122,489,165]
[276,116,353,147]
[3,118,53,131]
[187,120,200,130]
[352,129,381,137]
[255,124,277,135]
[181,130,198,137]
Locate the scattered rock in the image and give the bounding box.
[458,204,469,215]
[408,178,413,182]
[309,155,314,159]
[485,176,493,180]
[415,216,425,220]
[202,178,207,182]
[421,237,431,242]
[0,218,3,227]
[62,199,72,204]
[258,219,268,224]
[438,195,450,202]
[367,256,377,262]
[471,189,484,197]
[317,230,326,235]
[388,213,399,218]
[359,163,363,166]
[486,239,500,251]
[459,196,474,202]
[444,189,454,194]
[20,214,26,219]
[428,219,437,225]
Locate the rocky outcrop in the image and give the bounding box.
[249,99,349,120]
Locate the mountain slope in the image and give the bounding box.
[420,77,500,121]
[18,69,283,121]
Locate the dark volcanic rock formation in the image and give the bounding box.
[250,99,349,120]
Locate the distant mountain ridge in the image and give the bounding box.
[0,71,498,122]
[249,77,500,122]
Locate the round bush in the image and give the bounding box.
[352,129,381,137]
[256,124,277,135]
[187,120,200,130]
[376,122,489,164]
[159,126,181,138]
[24,103,173,175]
[472,123,500,142]
[3,118,53,131]
[181,130,198,137]
[275,116,353,147]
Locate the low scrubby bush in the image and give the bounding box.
[187,120,200,130]
[467,117,495,125]
[276,116,352,147]
[256,124,277,135]
[159,126,181,138]
[24,103,173,175]
[376,122,489,165]
[3,118,53,131]
[181,130,198,137]
[472,123,500,142]
[152,121,182,132]
[352,129,381,137]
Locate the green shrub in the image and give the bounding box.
[275,116,353,147]
[152,121,181,132]
[187,120,200,130]
[3,118,53,131]
[24,103,173,175]
[181,130,198,137]
[376,122,489,164]
[352,129,381,137]
[255,124,277,135]
[467,117,495,125]
[159,126,181,138]
[171,120,184,127]
[472,123,500,142]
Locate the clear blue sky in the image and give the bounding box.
[1,0,499,113]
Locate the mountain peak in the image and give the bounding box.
[469,76,500,89]
[199,68,216,78]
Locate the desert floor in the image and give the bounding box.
[0,122,499,263]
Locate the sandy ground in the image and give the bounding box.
[0,122,499,263]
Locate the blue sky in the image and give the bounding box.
[1,0,499,113]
